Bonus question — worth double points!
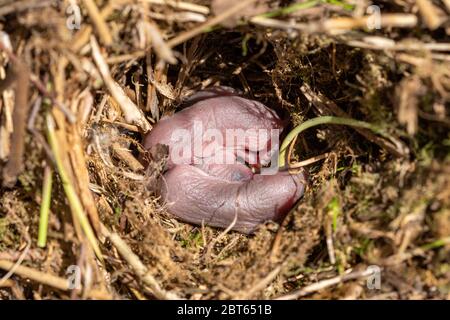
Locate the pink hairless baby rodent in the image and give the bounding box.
[144,86,307,234]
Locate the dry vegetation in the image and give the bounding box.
[0,0,449,300]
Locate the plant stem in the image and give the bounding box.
[258,0,319,18]
[279,116,382,167]
[46,113,103,261]
[420,236,450,251]
[37,166,52,248]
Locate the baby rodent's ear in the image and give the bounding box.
[143,143,170,195]
[149,143,169,166]
[139,143,169,171]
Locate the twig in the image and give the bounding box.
[325,219,336,265]
[417,0,443,30]
[167,0,259,48]
[140,0,210,15]
[323,14,417,31]
[288,153,330,168]
[100,224,181,300]
[346,39,450,52]
[275,266,378,300]
[101,119,140,131]
[139,20,176,64]
[111,143,145,172]
[239,265,282,299]
[145,52,159,120]
[71,1,118,52]
[443,0,450,12]
[27,97,55,164]
[257,0,318,18]
[90,36,152,133]
[0,39,76,123]
[382,236,450,266]
[249,13,417,33]
[0,43,30,187]
[269,218,290,262]
[249,16,300,30]
[0,242,30,286]
[105,51,146,64]
[65,98,102,234]
[28,73,76,123]
[82,0,113,45]
[286,134,298,165]
[37,166,53,248]
[0,259,111,299]
[46,113,103,262]
[204,208,238,264]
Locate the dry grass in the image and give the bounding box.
[0,0,449,300]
